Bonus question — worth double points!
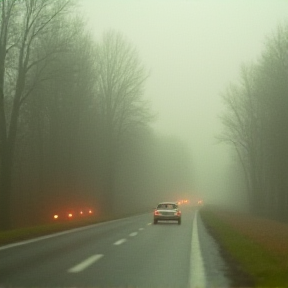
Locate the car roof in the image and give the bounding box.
[158,202,177,205]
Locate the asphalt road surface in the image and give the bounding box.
[0,207,231,287]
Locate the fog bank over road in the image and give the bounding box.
[79,1,288,206]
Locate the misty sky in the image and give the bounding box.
[79,0,288,203]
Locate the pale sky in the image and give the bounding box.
[78,0,288,203]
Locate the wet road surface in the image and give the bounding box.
[0,207,231,287]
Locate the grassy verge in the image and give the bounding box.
[200,206,288,287]
[0,210,146,247]
[0,216,114,247]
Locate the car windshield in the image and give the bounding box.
[0,1,287,287]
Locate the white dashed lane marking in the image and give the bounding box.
[114,239,127,245]
[68,254,103,273]
[139,228,144,231]
[129,232,138,237]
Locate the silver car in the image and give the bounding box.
[153,202,181,225]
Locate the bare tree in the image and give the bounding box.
[219,24,288,219]
[11,16,98,225]
[256,24,288,216]
[94,30,152,212]
[219,64,265,213]
[0,0,72,230]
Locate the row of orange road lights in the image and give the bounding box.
[177,200,189,205]
[53,209,93,220]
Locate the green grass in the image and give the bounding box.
[0,209,150,247]
[200,207,288,287]
[0,215,116,247]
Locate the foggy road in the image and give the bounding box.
[0,207,231,287]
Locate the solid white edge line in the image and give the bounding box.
[68,254,103,273]
[189,210,206,288]
[129,232,138,237]
[0,225,98,251]
[0,213,150,251]
[113,238,127,245]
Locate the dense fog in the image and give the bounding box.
[80,1,288,210]
[0,0,288,230]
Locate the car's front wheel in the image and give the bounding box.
[178,219,181,225]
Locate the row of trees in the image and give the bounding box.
[220,24,288,219]
[0,0,194,230]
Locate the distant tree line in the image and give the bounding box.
[0,0,193,230]
[220,24,288,220]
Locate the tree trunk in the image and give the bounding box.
[0,68,25,230]
[0,140,13,230]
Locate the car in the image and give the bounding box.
[153,202,181,225]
